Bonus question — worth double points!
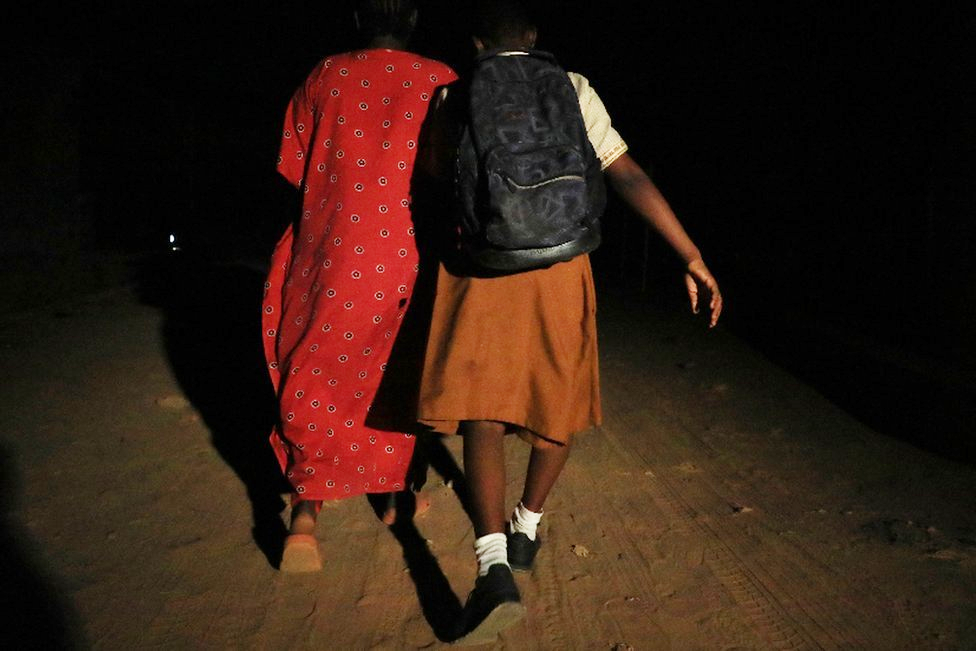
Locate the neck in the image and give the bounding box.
[368,35,408,50]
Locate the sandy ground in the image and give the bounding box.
[2,260,975,650]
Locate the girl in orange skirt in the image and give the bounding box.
[415,1,723,643]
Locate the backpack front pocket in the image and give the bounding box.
[483,145,590,248]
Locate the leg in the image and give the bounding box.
[520,440,571,512]
[460,420,507,536]
[454,420,525,643]
[508,432,572,572]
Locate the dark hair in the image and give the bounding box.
[356,0,418,41]
[473,0,536,49]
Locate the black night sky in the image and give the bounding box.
[4,1,976,459]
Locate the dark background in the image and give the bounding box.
[4,1,975,461]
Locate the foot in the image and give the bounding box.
[289,499,321,535]
[507,527,542,572]
[381,490,432,525]
[280,533,322,573]
[453,564,526,646]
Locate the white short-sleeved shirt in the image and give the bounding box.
[567,72,628,169]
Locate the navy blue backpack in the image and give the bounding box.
[455,49,606,272]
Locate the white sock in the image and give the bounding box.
[473,532,509,576]
[510,502,543,541]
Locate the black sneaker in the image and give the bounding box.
[507,527,542,572]
[453,564,526,646]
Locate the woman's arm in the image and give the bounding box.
[605,152,723,327]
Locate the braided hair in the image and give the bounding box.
[356,0,418,41]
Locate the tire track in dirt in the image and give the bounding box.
[599,369,923,649]
[691,470,917,650]
[600,410,822,650]
[558,462,698,650]
[568,425,768,650]
[639,371,928,648]
[591,314,972,650]
[594,300,938,649]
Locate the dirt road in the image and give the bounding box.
[2,263,974,649]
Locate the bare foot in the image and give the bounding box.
[289,499,321,536]
[280,499,323,573]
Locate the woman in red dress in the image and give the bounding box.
[262,0,456,572]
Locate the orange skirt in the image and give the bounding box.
[417,255,601,447]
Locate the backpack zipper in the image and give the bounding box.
[503,174,585,190]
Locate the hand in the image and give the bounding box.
[684,259,723,328]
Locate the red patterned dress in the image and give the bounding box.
[263,49,456,501]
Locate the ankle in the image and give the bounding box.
[519,499,544,514]
[509,502,543,541]
[289,500,321,535]
[474,532,509,576]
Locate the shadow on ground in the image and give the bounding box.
[366,434,471,642]
[0,444,85,649]
[133,250,479,633]
[135,252,291,567]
